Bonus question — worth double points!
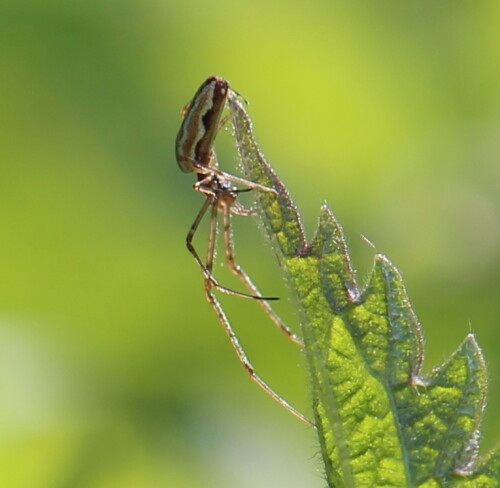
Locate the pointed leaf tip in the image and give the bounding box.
[228,92,498,488]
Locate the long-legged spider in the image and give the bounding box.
[175,76,310,425]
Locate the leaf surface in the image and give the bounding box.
[229,95,499,488]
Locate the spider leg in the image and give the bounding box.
[186,189,277,301]
[221,205,303,346]
[178,155,276,194]
[230,202,257,216]
[204,285,313,426]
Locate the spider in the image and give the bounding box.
[175,76,310,425]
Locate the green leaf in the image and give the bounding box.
[229,95,499,487]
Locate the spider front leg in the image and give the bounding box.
[178,155,277,195]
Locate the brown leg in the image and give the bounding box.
[221,206,304,347]
[204,286,313,426]
[186,197,276,301]
[178,155,276,194]
[230,202,257,217]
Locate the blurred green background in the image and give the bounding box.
[1,1,499,487]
